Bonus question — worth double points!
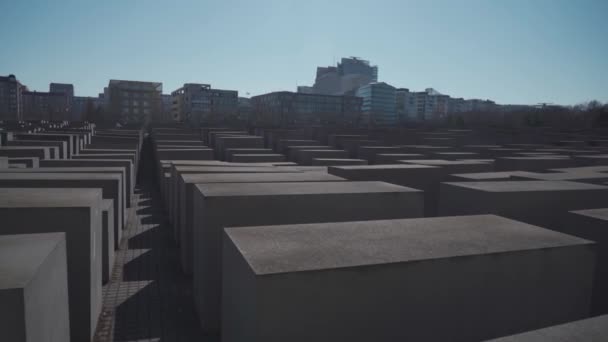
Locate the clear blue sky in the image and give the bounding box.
[1,0,606,105]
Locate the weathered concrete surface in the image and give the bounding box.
[311,158,368,166]
[561,208,608,315]
[0,188,103,342]
[5,140,67,159]
[192,181,424,332]
[0,233,70,342]
[297,149,349,166]
[178,172,346,274]
[485,315,608,341]
[0,146,50,160]
[231,154,286,163]
[156,148,214,161]
[101,199,115,284]
[39,159,134,202]
[222,214,595,342]
[439,181,608,231]
[0,172,124,246]
[495,156,575,171]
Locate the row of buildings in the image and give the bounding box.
[0,75,240,124]
[1,58,507,126]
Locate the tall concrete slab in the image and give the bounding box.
[0,188,103,342]
[222,215,595,342]
[0,233,70,342]
[0,172,124,246]
[561,208,608,314]
[192,181,424,332]
[178,172,346,274]
[439,181,608,231]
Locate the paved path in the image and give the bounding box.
[94,183,213,342]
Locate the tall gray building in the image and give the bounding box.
[171,83,238,124]
[355,82,397,126]
[106,80,163,124]
[0,74,26,121]
[50,83,74,119]
[304,57,378,96]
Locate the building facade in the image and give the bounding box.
[171,83,238,124]
[356,82,397,126]
[0,74,26,121]
[72,96,105,122]
[251,91,362,126]
[304,57,378,96]
[396,88,417,122]
[106,80,163,124]
[22,91,71,121]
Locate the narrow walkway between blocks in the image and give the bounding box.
[94,182,213,342]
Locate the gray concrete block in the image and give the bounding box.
[297,149,349,166]
[6,140,67,159]
[287,146,332,162]
[561,208,608,315]
[156,148,214,161]
[6,157,39,168]
[484,315,608,342]
[0,146,50,160]
[101,199,115,284]
[341,140,382,158]
[357,146,403,164]
[0,188,103,342]
[231,154,286,163]
[169,165,302,242]
[574,154,608,166]
[13,133,74,158]
[225,148,273,161]
[192,181,424,332]
[0,167,128,211]
[215,136,264,160]
[398,159,495,174]
[0,233,70,342]
[432,151,480,160]
[439,181,608,230]
[311,158,368,166]
[0,172,124,247]
[328,164,444,216]
[276,140,320,153]
[178,172,346,274]
[496,156,575,171]
[375,153,426,164]
[222,214,595,342]
[0,156,8,168]
[39,159,134,201]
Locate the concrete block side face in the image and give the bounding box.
[194,192,424,332]
[0,207,99,341]
[248,245,595,342]
[485,315,608,341]
[0,289,26,342]
[560,211,608,315]
[221,231,258,341]
[102,204,115,283]
[24,238,70,342]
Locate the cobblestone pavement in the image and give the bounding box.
[94,183,215,342]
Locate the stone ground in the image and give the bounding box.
[93,180,214,342]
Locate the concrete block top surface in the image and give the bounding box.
[0,172,120,181]
[329,164,440,171]
[400,159,492,165]
[0,188,101,207]
[0,233,66,289]
[225,214,593,276]
[450,171,527,180]
[182,172,344,184]
[569,208,608,221]
[443,180,608,192]
[197,181,421,197]
[175,166,298,173]
[485,315,608,341]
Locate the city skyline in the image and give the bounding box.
[1,0,607,105]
